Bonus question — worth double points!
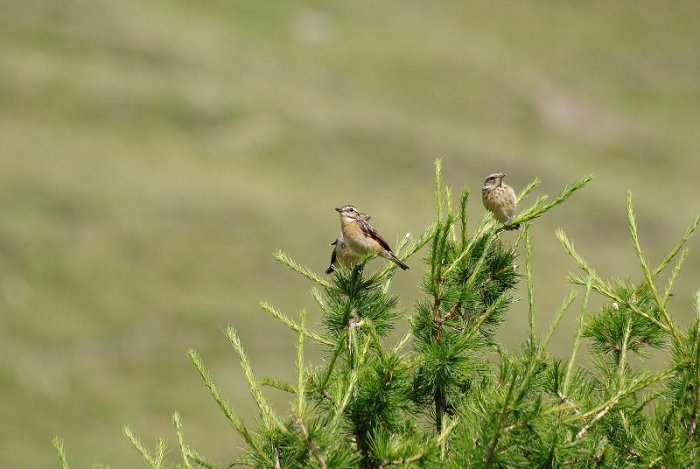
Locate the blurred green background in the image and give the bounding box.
[1,1,698,467]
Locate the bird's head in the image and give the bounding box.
[335,205,368,221]
[483,173,505,190]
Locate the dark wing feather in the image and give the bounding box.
[358,218,393,252]
[325,246,337,274]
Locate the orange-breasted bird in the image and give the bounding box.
[334,205,409,270]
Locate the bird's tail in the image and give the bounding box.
[325,265,335,275]
[386,251,409,270]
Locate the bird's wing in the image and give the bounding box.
[358,217,393,252]
[329,245,337,265]
[325,247,337,274]
[504,186,517,219]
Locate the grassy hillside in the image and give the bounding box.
[0,1,698,466]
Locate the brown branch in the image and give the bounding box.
[354,425,372,469]
[557,391,581,414]
[274,445,282,469]
[688,327,700,469]
[576,404,612,440]
[624,444,641,461]
[433,301,465,347]
[435,387,446,432]
[484,433,501,466]
[690,417,698,441]
[293,412,327,469]
[433,297,442,342]
[437,302,462,327]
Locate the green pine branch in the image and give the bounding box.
[78,163,700,468]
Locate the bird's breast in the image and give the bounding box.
[339,221,371,251]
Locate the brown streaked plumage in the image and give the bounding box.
[334,205,409,270]
[326,213,370,274]
[482,172,520,230]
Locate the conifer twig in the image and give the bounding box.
[260,377,296,393]
[318,333,346,393]
[429,217,455,345]
[563,274,594,395]
[226,327,286,432]
[311,288,331,315]
[297,309,307,412]
[568,273,670,332]
[510,291,574,419]
[484,373,518,465]
[187,450,217,469]
[273,250,332,288]
[331,339,370,428]
[260,302,333,346]
[568,368,674,425]
[432,215,457,289]
[52,437,69,469]
[652,214,700,279]
[508,175,593,228]
[173,413,192,469]
[445,185,457,241]
[460,187,470,248]
[627,192,681,347]
[524,224,536,346]
[502,290,577,448]
[517,178,541,203]
[462,294,509,344]
[188,349,271,464]
[558,229,671,333]
[688,322,700,462]
[443,222,496,279]
[663,248,688,308]
[544,290,577,348]
[435,159,444,220]
[123,426,167,469]
[618,320,632,388]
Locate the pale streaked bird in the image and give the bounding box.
[334,205,409,270]
[326,212,370,274]
[482,172,520,230]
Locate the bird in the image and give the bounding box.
[325,235,364,274]
[482,172,520,230]
[326,212,371,274]
[334,205,409,270]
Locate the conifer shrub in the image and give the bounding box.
[55,162,700,468]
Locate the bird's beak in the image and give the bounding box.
[501,173,506,178]
[335,207,342,213]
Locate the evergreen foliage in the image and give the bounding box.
[59,162,700,468]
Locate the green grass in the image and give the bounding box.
[0,1,698,466]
